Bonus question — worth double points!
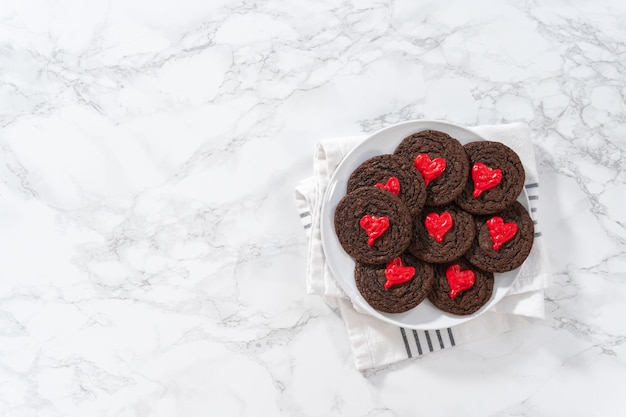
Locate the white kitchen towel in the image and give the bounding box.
[295,123,551,370]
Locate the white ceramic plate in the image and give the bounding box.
[320,120,529,330]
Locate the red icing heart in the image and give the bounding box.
[486,216,518,250]
[414,153,446,186]
[375,176,400,195]
[359,215,390,246]
[424,211,454,243]
[445,264,476,299]
[384,257,416,289]
[472,162,502,198]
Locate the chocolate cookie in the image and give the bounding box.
[347,154,427,216]
[456,141,525,214]
[394,130,469,206]
[355,253,434,313]
[409,204,475,264]
[428,258,494,316]
[464,201,534,273]
[334,187,412,264]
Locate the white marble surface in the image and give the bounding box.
[1,0,625,415]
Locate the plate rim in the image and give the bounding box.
[320,119,530,330]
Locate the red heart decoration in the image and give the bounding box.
[414,153,446,186]
[445,264,475,299]
[424,211,454,243]
[359,215,390,246]
[375,176,400,195]
[472,162,502,198]
[384,257,416,289]
[486,216,518,250]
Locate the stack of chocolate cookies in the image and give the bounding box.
[334,130,534,315]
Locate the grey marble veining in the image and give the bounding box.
[1,0,625,416]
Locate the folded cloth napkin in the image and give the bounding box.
[295,123,551,371]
